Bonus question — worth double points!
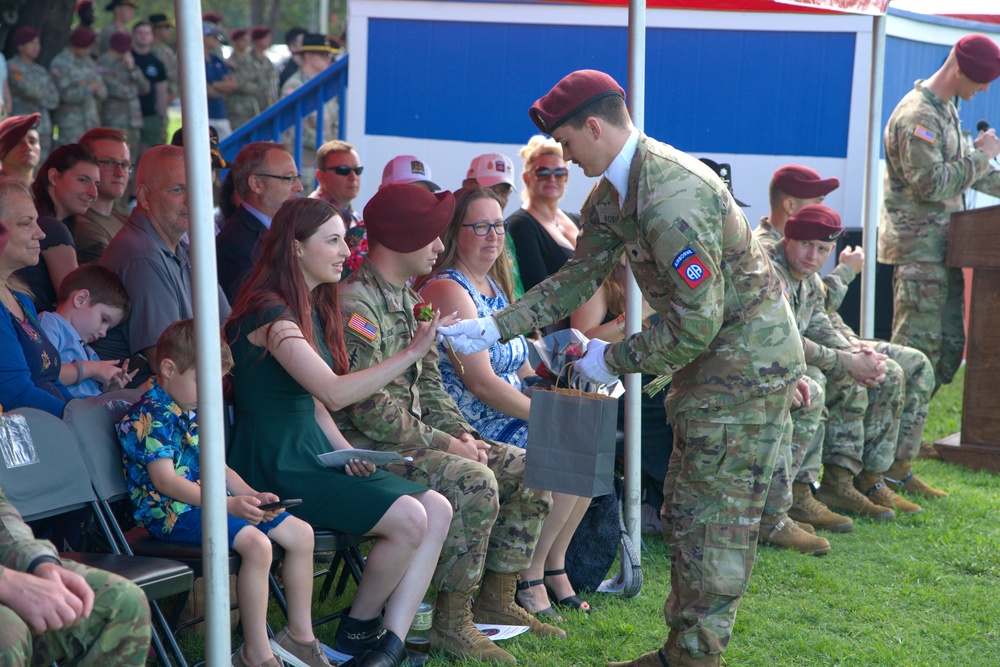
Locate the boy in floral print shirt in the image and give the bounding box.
[118,319,332,667]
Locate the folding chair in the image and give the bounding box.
[0,407,193,667]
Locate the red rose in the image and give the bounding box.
[413,302,435,322]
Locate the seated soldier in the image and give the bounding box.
[335,184,559,665]
[767,204,924,518]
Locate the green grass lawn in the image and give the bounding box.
[178,366,1000,666]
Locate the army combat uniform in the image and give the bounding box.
[493,134,804,659]
[97,52,149,162]
[880,79,1000,390]
[49,48,107,147]
[225,50,265,130]
[149,42,179,103]
[0,489,151,666]
[250,50,278,115]
[336,257,551,594]
[7,55,59,159]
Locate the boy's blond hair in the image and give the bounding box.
[156,319,233,374]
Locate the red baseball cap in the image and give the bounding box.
[955,34,1000,84]
[784,204,844,242]
[772,164,840,199]
[529,70,625,134]
[364,184,455,253]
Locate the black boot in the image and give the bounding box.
[358,631,408,667]
[335,608,386,657]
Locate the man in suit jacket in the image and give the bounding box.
[217,141,303,302]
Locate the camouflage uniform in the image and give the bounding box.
[49,49,107,147]
[823,264,936,461]
[7,55,59,159]
[879,79,1000,390]
[764,240,901,475]
[225,50,264,130]
[96,52,149,160]
[280,70,338,185]
[492,134,804,658]
[149,42,178,102]
[0,489,151,666]
[336,258,551,593]
[250,50,278,114]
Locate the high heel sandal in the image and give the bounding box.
[515,578,566,622]
[543,569,592,614]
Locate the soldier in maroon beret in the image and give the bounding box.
[758,164,841,245]
[441,69,810,667]
[0,113,41,185]
[881,34,1000,397]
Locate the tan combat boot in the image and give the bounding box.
[884,458,948,499]
[430,588,517,663]
[609,629,721,667]
[855,471,922,514]
[788,481,854,533]
[472,570,567,639]
[815,465,895,520]
[760,515,831,556]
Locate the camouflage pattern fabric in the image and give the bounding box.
[8,56,59,160]
[861,355,903,473]
[880,80,1000,388]
[336,258,550,592]
[49,49,107,147]
[250,51,278,116]
[280,69,339,166]
[225,51,264,130]
[0,492,151,666]
[764,371,825,517]
[149,43,178,102]
[490,133,803,657]
[97,52,149,158]
[662,385,795,657]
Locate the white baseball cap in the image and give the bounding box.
[380,155,440,191]
[466,153,516,190]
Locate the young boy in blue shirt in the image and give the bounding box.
[118,319,331,667]
[39,265,134,397]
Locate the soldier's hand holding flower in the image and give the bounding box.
[575,339,618,386]
[438,315,501,355]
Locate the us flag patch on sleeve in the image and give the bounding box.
[672,247,711,289]
[347,313,378,341]
[913,125,936,144]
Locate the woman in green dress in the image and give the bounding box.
[226,197,455,667]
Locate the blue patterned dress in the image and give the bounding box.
[421,268,530,447]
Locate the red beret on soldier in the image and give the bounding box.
[529,69,625,134]
[108,31,131,54]
[954,33,1000,84]
[771,164,840,199]
[251,26,272,41]
[0,113,40,159]
[69,27,96,49]
[784,204,845,242]
[363,184,455,253]
[230,28,248,42]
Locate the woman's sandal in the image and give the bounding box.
[544,569,592,614]
[516,578,566,622]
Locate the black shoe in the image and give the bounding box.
[335,608,386,657]
[357,631,408,667]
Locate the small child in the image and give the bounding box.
[39,265,134,397]
[118,319,331,667]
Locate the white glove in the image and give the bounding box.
[438,316,501,355]
[575,339,618,385]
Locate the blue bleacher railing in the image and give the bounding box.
[218,55,348,170]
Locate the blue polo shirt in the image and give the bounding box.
[205,53,228,119]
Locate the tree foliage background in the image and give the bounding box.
[1,0,347,66]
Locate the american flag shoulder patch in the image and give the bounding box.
[347,313,378,341]
[913,125,936,144]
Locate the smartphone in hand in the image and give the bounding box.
[258,499,303,511]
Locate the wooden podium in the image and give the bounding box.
[935,204,1000,471]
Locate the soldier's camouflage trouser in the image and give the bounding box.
[820,365,868,475]
[763,373,825,517]
[377,440,551,593]
[0,560,151,666]
[891,262,965,392]
[661,384,794,657]
[862,356,904,473]
[867,340,934,461]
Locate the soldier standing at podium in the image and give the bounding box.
[880,33,1000,393]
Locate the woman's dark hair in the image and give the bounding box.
[226,197,349,374]
[31,144,97,218]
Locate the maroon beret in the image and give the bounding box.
[108,31,131,54]
[0,222,8,256]
[230,28,248,42]
[784,204,844,242]
[0,113,40,158]
[529,69,625,134]
[69,27,96,49]
[251,26,271,41]
[363,184,456,253]
[12,27,39,47]
[203,11,223,24]
[76,0,94,12]
[955,34,1000,84]
[772,164,840,199]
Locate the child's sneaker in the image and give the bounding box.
[270,627,333,667]
[231,645,281,667]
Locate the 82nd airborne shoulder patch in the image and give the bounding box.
[672,247,711,289]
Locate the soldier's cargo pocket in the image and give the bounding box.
[701,522,751,597]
